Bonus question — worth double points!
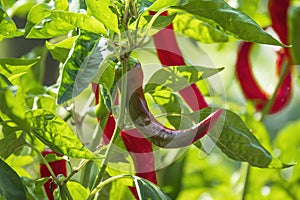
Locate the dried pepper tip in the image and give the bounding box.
[127,62,223,148]
[40,149,67,200]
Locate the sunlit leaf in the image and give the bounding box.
[173,0,284,46]
[46,36,78,63]
[67,181,89,200]
[26,109,95,159]
[172,12,229,43]
[26,10,106,38]
[0,159,26,200]
[57,31,100,104]
[0,57,40,80]
[0,5,23,41]
[86,0,119,33]
[144,65,223,94]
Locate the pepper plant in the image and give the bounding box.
[0,0,300,199]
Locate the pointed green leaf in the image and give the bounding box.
[148,0,180,11]
[0,57,40,80]
[57,31,100,104]
[144,65,223,94]
[172,12,229,43]
[173,0,284,46]
[0,6,23,41]
[26,109,95,159]
[73,38,114,99]
[46,36,78,63]
[191,108,291,168]
[134,176,171,200]
[86,0,119,33]
[26,10,106,38]
[0,159,26,200]
[67,181,89,200]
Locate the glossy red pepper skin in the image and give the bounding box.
[236,41,292,114]
[127,62,222,148]
[150,11,208,111]
[120,129,157,199]
[40,149,67,200]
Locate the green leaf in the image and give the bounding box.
[57,31,101,104]
[173,0,284,46]
[172,12,229,43]
[26,10,106,38]
[0,159,26,200]
[86,0,119,33]
[134,176,171,200]
[21,177,48,200]
[73,38,114,99]
[0,5,23,41]
[46,36,78,63]
[148,0,180,11]
[0,132,25,159]
[190,108,290,168]
[92,57,116,90]
[0,87,31,132]
[144,65,223,94]
[67,181,89,200]
[25,109,95,159]
[143,13,177,29]
[0,57,40,80]
[288,5,300,64]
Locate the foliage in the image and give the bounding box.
[0,0,300,199]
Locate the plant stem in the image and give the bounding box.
[89,55,130,198]
[241,163,251,200]
[88,174,133,199]
[260,59,290,120]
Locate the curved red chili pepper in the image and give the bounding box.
[235,42,292,114]
[235,42,268,110]
[40,149,67,200]
[150,11,208,110]
[127,62,222,148]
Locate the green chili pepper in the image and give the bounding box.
[127,62,222,148]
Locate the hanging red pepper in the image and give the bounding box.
[236,42,292,114]
[127,62,222,148]
[150,11,208,111]
[236,0,293,114]
[120,129,157,199]
[40,149,67,200]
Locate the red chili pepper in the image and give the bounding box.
[120,129,157,199]
[235,41,292,114]
[40,149,67,200]
[150,11,208,111]
[127,62,222,148]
